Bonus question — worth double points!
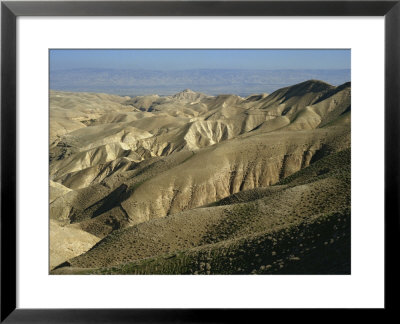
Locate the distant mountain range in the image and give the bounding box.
[50,68,350,96]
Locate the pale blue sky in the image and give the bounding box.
[50,49,350,71]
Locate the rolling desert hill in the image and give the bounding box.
[49,79,351,274]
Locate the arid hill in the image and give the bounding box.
[49,80,351,274]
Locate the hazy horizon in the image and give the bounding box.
[50,67,351,97]
[49,49,350,96]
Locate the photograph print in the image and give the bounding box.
[49,49,351,275]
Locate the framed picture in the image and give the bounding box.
[1,0,398,321]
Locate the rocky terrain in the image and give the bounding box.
[49,80,351,274]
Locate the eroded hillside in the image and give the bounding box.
[49,80,351,274]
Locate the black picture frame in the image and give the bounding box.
[1,0,399,322]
